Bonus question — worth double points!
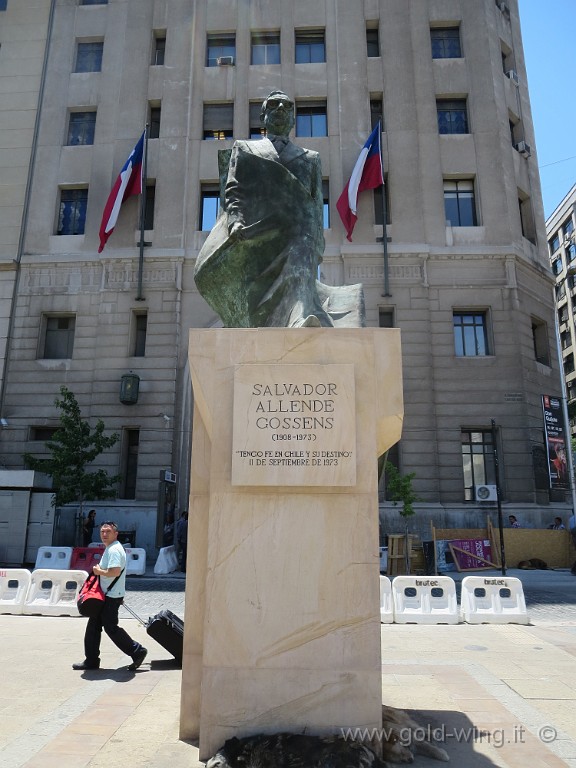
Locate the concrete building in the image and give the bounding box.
[547,184,576,438]
[0,0,564,552]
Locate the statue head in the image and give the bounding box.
[260,90,295,137]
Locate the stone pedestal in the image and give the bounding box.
[180,328,403,760]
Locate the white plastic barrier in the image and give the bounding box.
[460,575,528,624]
[379,575,393,623]
[154,545,179,574]
[34,546,73,570]
[0,569,32,615]
[22,569,89,617]
[124,547,146,576]
[392,575,459,624]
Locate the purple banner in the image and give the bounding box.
[542,394,568,489]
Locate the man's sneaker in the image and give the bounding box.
[72,660,100,670]
[128,646,148,671]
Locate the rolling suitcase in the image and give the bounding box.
[123,604,184,663]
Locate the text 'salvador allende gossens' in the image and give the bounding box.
[251,381,337,430]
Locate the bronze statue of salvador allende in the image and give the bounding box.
[194,90,365,329]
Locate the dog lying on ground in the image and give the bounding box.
[206,706,449,767]
[517,558,550,570]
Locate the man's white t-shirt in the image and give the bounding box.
[99,540,126,598]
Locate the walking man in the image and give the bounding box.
[73,521,147,671]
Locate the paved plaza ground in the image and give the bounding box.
[1,567,575,767]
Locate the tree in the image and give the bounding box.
[382,459,419,573]
[23,386,120,514]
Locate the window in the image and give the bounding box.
[430,27,461,58]
[561,329,572,351]
[437,99,468,134]
[379,308,394,328]
[143,183,155,230]
[552,257,563,275]
[131,312,147,357]
[531,317,550,366]
[295,30,325,63]
[549,233,561,253]
[201,185,220,230]
[251,32,280,65]
[568,244,576,264]
[30,427,59,442]
[453,312,489,356]
[74,41,103,72]
[322,180,329,229]
[57,189,87,235]
[152,33,166,65]
[121,429,139,500]
[42,316,75,359]
[563,218,574,239]
[518,193,535,244]
[203,103,233,140]
[557,282,566,300]
[366,27,380,57]
[444,180,477,226]
[461,430,496,501]
[370,99,383,130]
[559,305,569,325]
[149,105,161,139]
[296,101,327,137]
[565,353,575,376]
[67,111,96,145]
[81,0,107,4]
[374,174,390,226]
[249,102,265,138]
[0,0,8,8]
[206,34,235,67]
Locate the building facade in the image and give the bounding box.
[547,184,576,438]
[0,0,564,546]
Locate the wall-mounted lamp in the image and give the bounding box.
[120,372,140,405]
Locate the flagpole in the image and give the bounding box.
[136,124,149,302]
[378,120,391,297]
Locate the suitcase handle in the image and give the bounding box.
[122,600,146,625]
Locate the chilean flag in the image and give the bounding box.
[98,130,146,252]
[336,122,383,241]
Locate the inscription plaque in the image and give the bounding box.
[232,364,356,486]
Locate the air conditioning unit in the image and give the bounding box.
[515,140,531,158]
[164,470,177,483]
[505,69,519,85]
[475,484,498,502]
[217,56,234,66]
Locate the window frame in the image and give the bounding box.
[66,110,97,146]
[461,429,496,502]
[430,26,462,59]
[200,185,220,231]
[41,315,76,360]
[203,102,234,141]
[74,41,104,73]
[437,98,469,134]
[295,101,327,137]
[206,33,236,67]
[366,27,380,57]
[57,188,88,235]
[251,32,280,65]
[152,33,166,66]
[131,312,148,357]
[444,179,477,227]
[295,30,326,63]
[453,311,490,357]
[149,104,161,139]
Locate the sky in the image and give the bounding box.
[519,1,576,220]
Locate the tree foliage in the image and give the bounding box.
[383,460,418,519]
[23,386,120,508]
